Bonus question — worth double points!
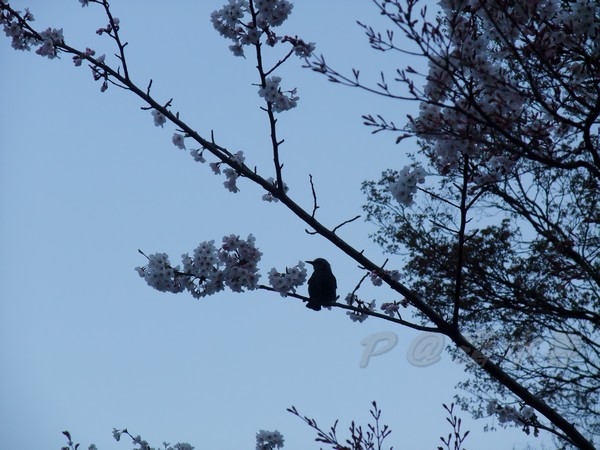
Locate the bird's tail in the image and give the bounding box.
[305,301,322,311]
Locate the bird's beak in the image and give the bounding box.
[305,260,314,265]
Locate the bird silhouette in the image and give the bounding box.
[305,258,337,311]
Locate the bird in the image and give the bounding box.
[305,258,337,311]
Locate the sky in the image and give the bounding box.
[1,1,553,449]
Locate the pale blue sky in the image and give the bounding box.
[1,2,550,449]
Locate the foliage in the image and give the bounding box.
[349,0,600,446]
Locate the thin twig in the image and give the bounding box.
[309,173,319,218]
[332,215,361,234]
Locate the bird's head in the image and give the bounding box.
[305,258,331,270]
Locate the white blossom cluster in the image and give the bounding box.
[388,165,426,206]
[255,430,284,450]
[345,294,376,323]
[113,428,122,441]
[135,253,185,294]
[105,426,288,450]
[210,0,312,111]
[486,400,536,425]
[89,53,108,91]
[164,123,247,193]
[67,5,117,91]
[380,301,401,317]
[411,0,599,180]
[254,0,293,27]
[267,261,307,296]
[130,434,151,450]
[35,27,64,58]
[211,0,298,57]
[369,269,401,286]
[556,0,598,36]
[218,233,262,292]
[370,271,383,286]
[223,151,245,192]
[181,240,222,296]
[168,444,194,450]
[222,167,240,192]
[111,428,194,450]
[189,148,206,163]
[262,177,289,202]
[96,16,120,36]
[172,133,185,150]
[1,6,35,50]
[136,234,262,298]
[72,47,96,66]
[258,76,299,112]
[293,40,316,57]
[472,155,518,185]
[211,0,248,42]
[428,137,477,172]
[152,110,166,127]
[1,6,64,58]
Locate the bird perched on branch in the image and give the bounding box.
[305,258,337,311]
